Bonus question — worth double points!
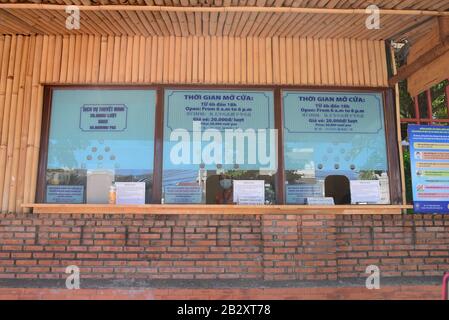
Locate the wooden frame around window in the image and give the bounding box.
[37,84,402,205]
[36,85,160,204]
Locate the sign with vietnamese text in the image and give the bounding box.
[164,186,203,204]
[79,104,127,132]
[350,180,381,204]
[115,182,146,205]
[46,185,84,203]
[233,180,265,205]
[47,89,156,171]
[283,91,388,172]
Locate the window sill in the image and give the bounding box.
[21,204,412,215]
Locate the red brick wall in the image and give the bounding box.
[0,213,448,281]
[0,286,442,300]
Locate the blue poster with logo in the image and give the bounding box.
[408,124,449,214]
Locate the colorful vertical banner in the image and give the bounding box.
[408,125,449,214]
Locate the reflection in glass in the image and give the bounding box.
[162,168,276,204]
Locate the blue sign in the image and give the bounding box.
[46,185,84,203]
[164,186,203,204]
[47,89,156,171]
[283,91,388,172]
[286,184,323,204]
[408,124,449,214]
[165,90,273,132]
[163,89,275,172]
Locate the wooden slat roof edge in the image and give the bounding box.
[0,4,448,16]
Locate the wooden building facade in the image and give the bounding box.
[0,33,393,213]
[0,1,448,289]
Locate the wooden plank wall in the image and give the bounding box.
[0,34,388,213]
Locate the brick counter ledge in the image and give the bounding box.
[0,213,448,299]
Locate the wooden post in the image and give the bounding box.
[15,36,35,213]
[23,35,43,210]
[0,36,17,212]
[390,44,407,207]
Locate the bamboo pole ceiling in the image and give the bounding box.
[0,1,448,40]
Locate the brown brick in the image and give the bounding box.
[0,213,448,282]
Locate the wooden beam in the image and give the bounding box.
[388,35,449,86]
[0,4,448,16]
[439,16,449,39]
[22,203,410,215]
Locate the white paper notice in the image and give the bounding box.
[350,180,380,204]
[378,173,390,204]
[233,180,265,205]
[115,182,146,204]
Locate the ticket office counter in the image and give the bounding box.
[30,85,405,214]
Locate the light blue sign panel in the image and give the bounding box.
[286,184,323,205]
[165,90,273,131]
[164,186,203,204]
[163,89,275,172]
[283,91,388,172]
[409,124,449,214]
[46,185,84,203]
[47,89,156,171]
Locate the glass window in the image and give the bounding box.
[162,89,277,204]
[45,88,156,204]
[283,90,390,205]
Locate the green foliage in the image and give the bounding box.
[285,171,304,184]
[399,80,414,119]
[399,79,449,121]
[400,148,415,214]
[431,80,449,120]
[358,170,376,180]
